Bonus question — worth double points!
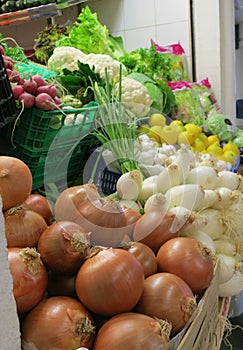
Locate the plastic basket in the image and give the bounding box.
[11,102,98,151]
[0,52,18,128]
[10,140,92,190]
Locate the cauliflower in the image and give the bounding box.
[47,46,87,72]
[78,53,127,82]
[115,77,152,117]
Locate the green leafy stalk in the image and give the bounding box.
[91,67,141,174]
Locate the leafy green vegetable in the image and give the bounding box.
[205,113,238,141]
[0,33,28,63]
[56,6,121,58]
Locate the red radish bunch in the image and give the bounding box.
[1,45,61,111]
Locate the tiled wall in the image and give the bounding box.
[0,0,192,77]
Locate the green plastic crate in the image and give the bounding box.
[11,102,98,151]
[10,140,92,190]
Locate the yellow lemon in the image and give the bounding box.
[148,113,167,127]
[221,150,238,166]
[184,123,202,139]
[199,133,209,148]
[148,125,164,142]
[192,137,206,152]
[160,125,179,144]
[222,141,240,156]
[207,134,220,146]
[177,130,195,145]
[170,120,185,131]
[206,141,223,157]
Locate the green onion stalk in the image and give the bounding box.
[91,66,142,175]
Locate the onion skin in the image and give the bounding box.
[21,296,96,350]
[93,312,171,349]
[23,194,53,225]
[125,242,158,277]
[0,156,32,212]
[132,212,179,253]
[38,221,90,275]
[157,237,215,294]
[55,183,100,222]
[72,197,129,247]
[4,206,48,248]
[75,247,144,316]
[135,272,197,336]
[8,247,48,314]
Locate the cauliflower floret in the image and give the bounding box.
[79,53,127,82]
[48,47,87,72]
[115,77,152,117]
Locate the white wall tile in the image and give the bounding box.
[155,0,190,24]
[124,27,156,52]
[123,0,155,29]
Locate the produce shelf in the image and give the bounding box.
[0,4,59,27]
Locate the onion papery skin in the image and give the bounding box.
[132,211,179,253]
[71,197,129,247]
[8,247,48,314]
[4,206,48,248]
[75,248,144,316]
[37,221,90,275]
[0,156,32,212]
[55,183,100,222]
[121,205,142,239]
[157,237,215,294]
[134,272,197,336]
[21,296,96,350]
[125,242,158,277]
[23,194,53,225]
[93,312,171,350]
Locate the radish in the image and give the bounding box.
[0,45,4,55]
[32,75,46,87]
[23,78,38,95]
[36,85,56,98]
[6,68,12,77]
[35,93,56,111]
[3,55,14,70]
[19,92,35,109]
[9,70,21,83]
[12,85,25,99]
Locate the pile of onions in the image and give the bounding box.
[93,312,171,349]
[4,206,48,248]
[157,237,215,294]
[71,197,130,247]
[134,272,197,335]
[0,156,32,212]
[37,221,91,275]
[54,183,100,221]
[23,193,53,225]
[8,247,48,314]
[133,212,179,253]
[75,247,144,316]
[21,296,95,350]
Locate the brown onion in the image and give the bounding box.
[55,183,100,221]
[8,247,48,314]
[37,221,90,275]
[135,272,197,335]
[23,194,53,225]
[75,247,144,316]
[93,312,171,349]
[4,206,48,248]
[21,296,96,350]
[0,156,32,212]
[133,211,179,253]
[125,241,157,277]
[71,197,129,247]
[157,236,215,294]
[121,205,142,238]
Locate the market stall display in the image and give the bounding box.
[0,5,243,349]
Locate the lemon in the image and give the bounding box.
[148,125,164,142]
[207,134,220,146]
[221,150,238,166]
[222,141,240,156]
[192,137,206,152]
[184,123,202,139]
[206,141,223,157]
[177,130,195,145]
[170,120,185,131]
[199,133,209,148]
[148,113,167,127]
